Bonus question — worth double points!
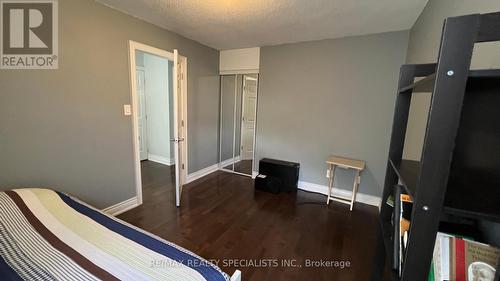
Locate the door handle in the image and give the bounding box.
[170,138,185,143]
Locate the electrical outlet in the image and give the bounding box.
[326,169,330,178]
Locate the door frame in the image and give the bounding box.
[135,66,148,161]
[128,40,188,205]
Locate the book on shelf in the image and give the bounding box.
[386,194,395,207]
[392,186,401,271]
[392,185,413,276]
[398,192,412,276]
[430,232,500,281]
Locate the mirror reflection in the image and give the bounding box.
[219,74,258,176]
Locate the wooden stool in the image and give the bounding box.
[326,156,365,211]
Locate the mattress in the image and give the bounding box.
[0,188,229,281]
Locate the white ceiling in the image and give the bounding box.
[97,0,428,50]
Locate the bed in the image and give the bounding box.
[0,188,241,281]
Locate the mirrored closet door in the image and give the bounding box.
[219,74,258,177]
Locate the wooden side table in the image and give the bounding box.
[326,156,366,211]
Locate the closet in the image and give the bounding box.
[219,74,259,177]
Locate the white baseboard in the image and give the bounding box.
[298,181,381,207]
[186,163,219,184]
[185,155,243,184]
[102,196,140,216]
[148,154,174,166]
[219,155,241,168]
[252,170,258,179]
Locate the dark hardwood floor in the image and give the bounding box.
[118,161,380,281]
[223,159,253,175]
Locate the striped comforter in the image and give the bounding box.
[0,188,229,281]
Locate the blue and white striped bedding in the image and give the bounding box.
[0,188,230,281]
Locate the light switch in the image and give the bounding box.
[123,104,132,116]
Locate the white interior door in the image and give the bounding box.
[136,68,148,161]
[173,49,187,207]
[240,75,258,160]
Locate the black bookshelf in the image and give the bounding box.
[373,12,500,281]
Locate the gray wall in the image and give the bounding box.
[403,0,500,160]
[255,31,409,197]
[0,0,220,208]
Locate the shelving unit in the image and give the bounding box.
[373,12,500,281]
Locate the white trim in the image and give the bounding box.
[219,155,241,168]
[252,170,258,179]
[147,154,174,166]
[174,49,181,207]
[102,196,139,216]
[298,181,381,207]
[220,169,252,178]
[218,75,224,175]
[128,40,188,206]
[185,155,243,184]
[131,41,174,60]
[128,41,143,205]
[230,75,238,171]
[186,163,219,184]
[181,56,189,185]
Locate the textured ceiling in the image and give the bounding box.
[97,0,428,50]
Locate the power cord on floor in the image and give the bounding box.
[295,189,329,206]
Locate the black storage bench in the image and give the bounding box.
[255,158,299,193]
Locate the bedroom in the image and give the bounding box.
[0,0,499,280]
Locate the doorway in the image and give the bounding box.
[128,41,188,207]
[135,51,175,165]
[219,74,259,177]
